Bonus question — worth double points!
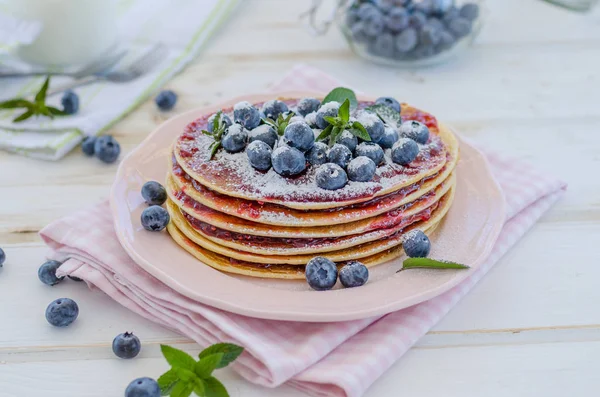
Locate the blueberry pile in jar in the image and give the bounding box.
[343,0,480,62]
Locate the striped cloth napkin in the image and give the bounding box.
[0,0,238,160]
[40,65,567,397]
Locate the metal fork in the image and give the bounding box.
[46,43,168,97]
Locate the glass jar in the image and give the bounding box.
[543,0,598,11]
[338,0,484,67]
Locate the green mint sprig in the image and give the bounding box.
[158,343,244,397]
[398,257,470,272]
[321,87,358,110]
[365,103,402,128]
[262,111,295,136]
[201,111,228,160]
[0,76,67,123]
[317,98,370,146]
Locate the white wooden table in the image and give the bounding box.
[1,1,599,396]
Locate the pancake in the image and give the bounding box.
[168,172,455,238]
[174,101,456,210]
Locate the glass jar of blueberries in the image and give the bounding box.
[340,0,482,66]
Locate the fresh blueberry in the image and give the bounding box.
[207,113,232,133]
[233,101,261,129]
[385,7,410,32]
[413,0,433,14]
[400,120,429,144]
[396,27,419,53]
[355,142,384,165]
[391,138,419,166]
[112,332,141,359]
[222,124,248,153]
[403,229,431,258]
[358,2,378,17]
[428,17,446,31]
[45,298,79,327]
[304,111,318,128]
[327,144,353,169]
[373,0,395,12]
[357,113,385,143]
[437,29,456,50]
[430,0,454,15]
[155,90,177,111]
[296,98,321,117]
[339,261,369,288]
[347,156,377,182]
[246,140,272,171]
[315,101,340,129]
[370,33,395,58]
[81,136,96,156]
[420,23,442,46]
[248,124,278,148]
[375,97,401,113]
[459,3,479,21]
[346,8,360,26]
[284,121,315,152]
[125,377,160,397]
[94,135,121,164]
[0,247,5,267]
[409,11,427,28]
[271,146,306,176]
[448,17,472,38]
[38,260,64,286]
[306,142,329,166]
[443,5,460,22]
[316,163,348,190]
[378,125,400,149]
[336,130,358,152]
[141,206,170,232]
[362,8,385,36]
[350,21,369,43]
[412,43,436,59]
[305,257,338,291]
[61,90,79,115]
[289,115,305,125]
[141,181,167,206]
[261,100,289,120]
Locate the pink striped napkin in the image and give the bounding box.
[41,65,566,397]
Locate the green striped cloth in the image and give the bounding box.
[0,0,238,160]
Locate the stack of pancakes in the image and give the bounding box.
[165,100,459,279]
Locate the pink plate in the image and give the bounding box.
[110,92,506,322]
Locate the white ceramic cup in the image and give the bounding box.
[8,0,118,67]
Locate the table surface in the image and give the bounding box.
[1,1,599,396]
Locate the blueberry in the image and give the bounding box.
[391,138,419,166]
[297,98,321,116]
[305,257,338,291]
[378,125,400,149]
[45,298,79,327]
[375,97,401,113]
[61,90,79,115]
[413,0,433,14]
[271,146,306,176]
[289,115,305,125]
[261,100,289,120]
[155,90,177,111]
[346,8,360,26]
[347,156,377,182]
[141,206,170,231]
[396,27,419,53]
[430,0,454,15]
[385,7,410,32]
[315,101,340,129]
[125,377,160,397]
[336,130,358,152]
[248,124,278,148]
[112,332,141,359]
[370,32,395,58]
[409,11,427,28]
[373,0,395,12]
[38,260,64,286]
[141,181,167,206]
[358,2,378,17]
[400,120,429,144]
[94,135,121,164]
[428,17,445,31]
[222,124,248,153]
[357,113,385,143]
[355,142,384,165]
[459,3,479,21]
[420,23,442,46]
[350,22,369,43]
[306,142,329,166]
[207,113,232,133]
[0,247,5,267]
[233,101,261,129]
[316,163,348,190]
[403,229,431,258]
[304,111,318,128]
[246,140,272,171]
[437,29,456,50]
[362,8,385,36]
[339,261,369,288]
[448,17,472,38]
[81,136,96,156]
[443,5,460,22]
[327,144,353,168]
[284,121,315,152]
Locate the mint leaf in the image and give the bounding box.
[209,141,221,160]
[0,99,33,109]
[366,104,402,127]
[322,87,358,110]
[170,380,194,397]
[161,345,197,371]
[317,124,333,141]
[13,110,34,123]
[194,353,223,378]
[198,343,244,369]
[212,111,222,132]
[402,258,470,270]
[204,376,229,397]
[35,76,50,106]
[338,99,350,122]
[329,125,341,146]
[47,106,68,116]
[323,116,338,125]
[158,369,180,396]
[174,367,197,382]
[193,379,206,396]
[350,121,371,141]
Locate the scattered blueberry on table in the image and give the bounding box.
[94,135,121,164]
[155,90,177,111]
[61,90,79,115]
[112,332,142,359]
[38,260,65,286]
[45,298,79,327]
[81,136,97,156]
[0,247,5,267]
[141,206,170,232]
[403,229,432,258]
[305,257,338,291]
[339,261,369,288]
[141,181,168,206]
[125,377,160,397]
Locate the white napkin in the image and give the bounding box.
[0,0,238,160]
